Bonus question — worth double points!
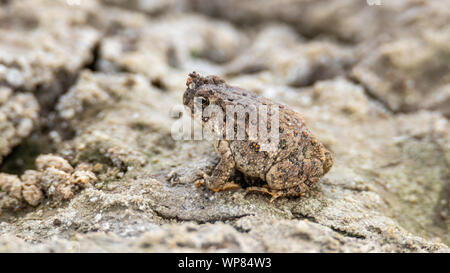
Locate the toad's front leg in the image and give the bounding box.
[196,140,241,192]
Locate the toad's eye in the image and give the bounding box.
[201,97,210,107]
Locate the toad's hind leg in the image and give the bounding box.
[245,186,306,203]
[266,158,323,194]
[199,140,241,192]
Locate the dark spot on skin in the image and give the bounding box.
[249,142,260,152]
[201,97,210,108]
[278,139,287,150]
[302,146,308,156]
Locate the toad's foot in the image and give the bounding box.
[245,186,279,203]
[245,187,305,203]
[194,179,204,188]
[194,171,208,188]
[211,182,241,192]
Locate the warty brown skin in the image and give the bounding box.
[183,72,333,202]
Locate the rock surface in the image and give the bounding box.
[0,87,39,164]
[0,0,448,252]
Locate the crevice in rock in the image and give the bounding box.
[152,208,253,224]
[292,212,318,223]
[198,213,255,224]
[292,212,366,239]
[0,132,55,175]
[231,225,251,234]
[39,40,104,140]
[330,226,366,240]
[0,97,72,175]
[0,39,104,174]
[347,74,395,115]
[84,42,101,72]
[150,78,167,92]
[35,70,79,115]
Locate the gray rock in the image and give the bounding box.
[0,0,448,253]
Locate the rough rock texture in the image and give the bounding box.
[0,87,39,164]
[191,0,450,117]
[351,35,450,115]
[0,0,448,252]
[98,12,246,89]
[225,24,355,87]
[0,0,101,108]
[0,154,96,210]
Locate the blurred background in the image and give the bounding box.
[0,0,448,252]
